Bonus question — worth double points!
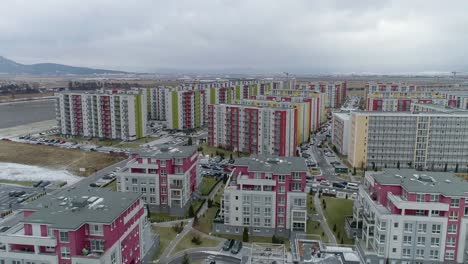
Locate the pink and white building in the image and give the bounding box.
[348,169,468,264]
[213,156,308,236]
[117,145,199,216]
[0,188,153,264]
[207,104,298,156]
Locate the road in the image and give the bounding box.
[168,251,241,264]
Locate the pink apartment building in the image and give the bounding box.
[348,169,468,264]
[0,188,153,264]
[213,155,308,237]
[117,145,199,216]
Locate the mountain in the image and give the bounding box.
[0,56,128,75]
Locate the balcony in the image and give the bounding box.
[0,225,56,248]
[387,193,449,213]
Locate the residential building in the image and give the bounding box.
[55,89,147,140]
[331,112,351,155]
[148,86,167,120]
[207,104,298,156]
[443,91,468,110]
[117,145,198,215]
[213,155,308,236]
[251,95,325,132]
[272,81,345,108]
[347,110,468,171]
[0,187,153,264]
[348,169,468,264]
[165,89,207,130]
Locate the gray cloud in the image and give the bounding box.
[1,0,468,73]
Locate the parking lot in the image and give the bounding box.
[0,184,41,212]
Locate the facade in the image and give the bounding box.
[117,145,198,216]
[331,112,351,155]
[207,104,298,156]
[55,89,147,140]
[347,110,468,171]
[443,91,468,110]
[213,155,308,236]
[165,89,207,130]
[148,86,167,120]
[349,169,468,264]
[367,97,454,112]
[0,188,153,264]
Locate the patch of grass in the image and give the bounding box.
[199,143,249,158]
[193,206,218,234]
[199,177,219,196]
[151,226,178,261]
[0,141,125,176]
[117,137,156,148]
[149,212,187,223]
[217,234,290,249]
[322,197,354,245]
[172,231,219,256]
[192,199,205,214]
[104,180,117,191]
[0,179,35,187]
[307,219,328,243]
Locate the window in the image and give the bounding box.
[161,178,166,184]
[278,207,285,216]
[150,187,155,194]
[392,248,396,253]
[431,210,439,216]
[293,198,305,207]
[403,236,412,245]
[160,169,167,176]
[291,182,301,191]
[430,237,440,246]
[150,196,156,204]
[132,178,138,184]
[253,196,261,203]
[416,249,424,258]
[265,197,272,205]
[265,173,272,180]
[449,211,458,220]
[111,251,117,264]
[429,250,439,259]
[253,217,260,226]
[265,218,271,227]
[416,194,425,202]
[404,223,413,232]
[90,240,105,252]
[243,217,250,225]
[278,217,284,226]
[465,207,468,216]
[417,224,426,233]
[141,187,146,193]
[431,224,441,234]
[278,175,285,182]
[160,160,166,167]
[61,246,70,258]
[254,173,261,179]
[278,186,285,193]
[292,172,301,180]
[394,222,399,228]
[450,198,460,207]
[161,188,167,194]
[278,196,285,206]
[175,158,182,165]
[402,248,411,258]
[416,237,425,246]
[243,207,250,216]
[415,210,425,216]
[393,235,397,241]
[175,167,183,174]
[253,207,260,215]
[446,237,456,247]
[445,250,455,260]
[59,231,69,242]
[448,224,457,234]
[264,208,271,217]
[430,194,439,202]
[132,186,138,192]
[90,224,103,236]
[243,196,250,204]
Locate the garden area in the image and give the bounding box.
[321,196,354,245]
[199,176,219,196]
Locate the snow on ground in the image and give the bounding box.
[0,162,82,184]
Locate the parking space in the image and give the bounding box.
[0,184,41,212]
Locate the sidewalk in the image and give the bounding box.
[314,192,337,244]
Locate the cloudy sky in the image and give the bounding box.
[1,0,468,73]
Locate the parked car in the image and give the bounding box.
[302,153,311,158]
[39,181,50,188]
[201,164,211,169]
[316,177,327,182]
[231,240,243,254]
[33,181,43,187]
[89,183,99,188]
[223,167,233,172]
[222,239,235,251]
[332,182,346,189]
[320,181,331,187]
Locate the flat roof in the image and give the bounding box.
[22,187,140,229]
[353,110,468,117]
[370,169,468,196]
[132,145,196,159]
[332,112,350,120]
[235,155,308,173]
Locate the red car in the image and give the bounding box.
[316,177,327,182]
[224,167,233,172]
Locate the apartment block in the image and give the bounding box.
[55,89,147,140]
[443,91,468,109]
[165,89,207,130]
[0,188,153,264]
[251,95,325,132]
[213,155,308,237]
[347,110,468,171]
[207,104,297,156]
[117,145,198,216]
[331,112,351,155]
[348,169,468,264]
[272,81,345,108]
[148,86,167,120]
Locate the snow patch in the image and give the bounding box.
[0,162,82,184]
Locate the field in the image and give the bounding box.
[0,179,34,186]
[199,177,219,196]
[199,143,250,159]
[322,197,354,244]
[172,231,219,256]
[44,135,155,149]
[151,226,178,261]
[0,141,125,176]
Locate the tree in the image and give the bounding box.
[230,153,233,161]
[322,199,327,210]
[340,237,344,244]
[243,227,249,242]
[182,252,190,264]
[187,137,193,146]
[193,214,199,226]
[371,162,376,171]
[353,167,356,175]
[384,163,387,168]
[397,160,400,169]
[208,199,213,208]
[333,223,337,232]
[407,161,412,168]
[223,173,228,184]
[188,204,195,218]
[455,163,459,173]
[272,235,277,243]
[444,163,448,172]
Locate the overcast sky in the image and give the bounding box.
[1,0,468,73]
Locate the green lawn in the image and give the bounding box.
[151,226,178,261]
[0,179,34,187]
[172,231,220,256]
[199,177,219,195]
[216,234,290,249]
[199,143,250,159]
[149,212,186,223]
[104,180,117,191]
[191,199,205,214]
[194,206,218,234]
[322,197,354,245]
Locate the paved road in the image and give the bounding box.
[313,192,337,244]
[0,184,41,211]
[168,251,241,264]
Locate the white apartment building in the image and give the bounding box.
[331,112,351,155]
[55,89,147,140]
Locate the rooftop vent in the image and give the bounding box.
[445,179,451,183]
[267,159,279,165]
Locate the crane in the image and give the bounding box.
[452,71,459,78]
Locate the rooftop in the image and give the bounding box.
[370,169,468,196]
[22,187,140,229]
[132,145,196,159]
[412,103,468,113]
[234,155,307,173]
[352,110,468,117]
[332,112,351,120]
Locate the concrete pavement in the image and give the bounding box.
[313,192,337,244]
